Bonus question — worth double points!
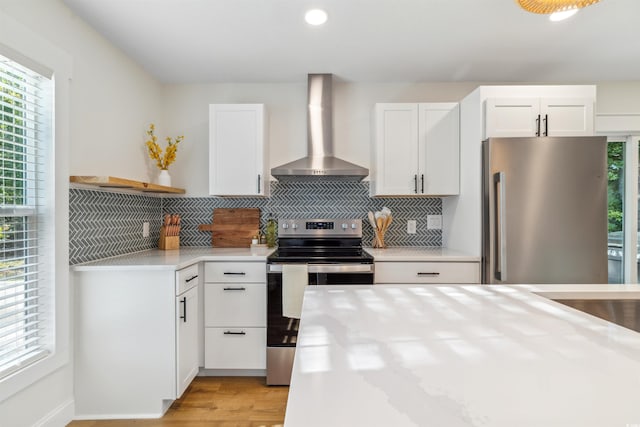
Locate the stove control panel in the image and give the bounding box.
[279,218,362,237]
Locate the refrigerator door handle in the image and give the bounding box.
[494,172,507,281]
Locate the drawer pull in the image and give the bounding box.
[223,272,246,276]
[417,272,440,277]
[223,287,246,291]
[185,275,199,283]
[223,330,246,335]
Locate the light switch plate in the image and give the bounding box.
[407,220,417,234]
[143,222,150,237]
[427,215,442,230]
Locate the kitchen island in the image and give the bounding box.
[285,284,640,427]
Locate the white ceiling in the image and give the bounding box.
[62,0,640,84]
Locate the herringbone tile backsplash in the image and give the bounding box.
[69,189,163,265]
[69,182,442,264]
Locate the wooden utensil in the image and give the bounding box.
[368,211,377,231]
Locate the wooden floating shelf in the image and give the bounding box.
[70,176,185,194]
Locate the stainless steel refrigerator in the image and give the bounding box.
[482,136,608,284]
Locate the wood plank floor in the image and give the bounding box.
[67,377,289,427]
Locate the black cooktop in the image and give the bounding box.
[267,238,373,264]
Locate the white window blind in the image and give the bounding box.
[0,54,52,379]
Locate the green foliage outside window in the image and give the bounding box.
[607,141,624,233]
[1,72,26,207]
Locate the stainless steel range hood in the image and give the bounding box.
[271,74,368,181]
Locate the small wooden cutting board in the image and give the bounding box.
[198,208,260,247]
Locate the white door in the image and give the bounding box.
[541,98,594,136]
[484,98,540,138]
[418,103,460,195]
[209,104,265,196]
[176,286,199,398]
[372,104,419,196]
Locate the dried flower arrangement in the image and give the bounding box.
[145,123,184,170]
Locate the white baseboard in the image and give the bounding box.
[33,399,74,427]
[198,368,266,377]
[73,412,163,420]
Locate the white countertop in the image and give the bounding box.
[72,246,275,271]
[73,246,478,271]
[364,247,480,262]
[285,284,640,427]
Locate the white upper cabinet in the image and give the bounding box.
[209,104,269,196]
[485,97,594,139]
[371,103,459,196]
[418,103,460,195]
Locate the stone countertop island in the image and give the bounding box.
[284,285,640,427]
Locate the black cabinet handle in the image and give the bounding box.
[180,297,187,322]
[223,272,246,275]
[223,287,246,291]
[535,114,541,137]
[257,174,261,194]
[223,331,246,335]
[185,275,198,283]
[421,174,424,194]
[417,272,440,277]
[543,114,548,136]
[414,175,418,194]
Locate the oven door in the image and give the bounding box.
[267,263,374,347]
[266,263,374,385]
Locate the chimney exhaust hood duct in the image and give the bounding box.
[270,74,369,181]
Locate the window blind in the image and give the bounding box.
[0,54,51,379]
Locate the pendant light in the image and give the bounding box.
[517,0,601,14]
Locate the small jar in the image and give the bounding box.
[259,233,266,245]
[251,235,259,245]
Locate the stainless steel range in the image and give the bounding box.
[266,218,374,385]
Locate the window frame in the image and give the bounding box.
[0,53,52,380]
[0,16,71,402]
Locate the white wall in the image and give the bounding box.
[163,81,481,196]
[0,1,162,426]
[597,82,640,114]
[0,0,164,183]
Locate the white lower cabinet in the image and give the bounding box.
[203,261,267,370]
[375,261,480,284]
[74,263,201,419]
[204,328,266,369]
[176,285,199,398]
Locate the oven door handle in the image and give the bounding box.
[268,264,374,274]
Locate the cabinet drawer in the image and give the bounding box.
[204,261,266,283]
[375,262,480,284]
[204,327,266,369]
[204,283,266,327]
[176,263,200,295]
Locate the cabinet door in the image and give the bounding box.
[418,103,460,195]
[484,98,540,138]
[176,286,199,398]
[540,98,594,136]
[371,104,419,196]
[209,104,268,196]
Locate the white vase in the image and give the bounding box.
[157,169,172,187]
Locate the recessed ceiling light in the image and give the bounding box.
[305,9,328,26]
[549,8,579,21]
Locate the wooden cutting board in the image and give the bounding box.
[199,208,260,247]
